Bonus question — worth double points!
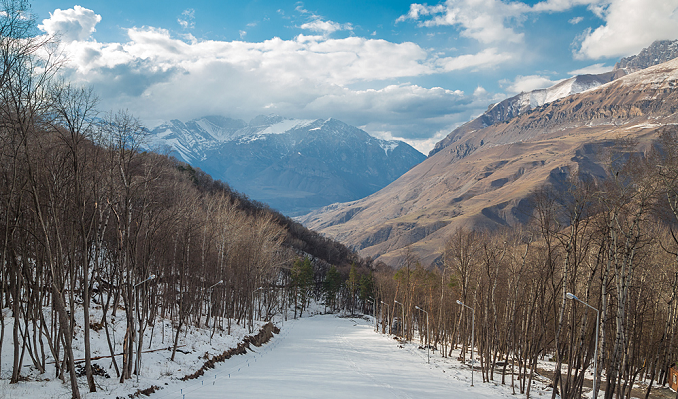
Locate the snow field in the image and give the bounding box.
[152,314,553,399]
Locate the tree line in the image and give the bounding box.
[361,132,678,399]
[0,2,375,398]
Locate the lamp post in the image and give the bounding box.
[366,299,376,331]
[394,300,405,339]
[415,306,429,364]
[566,292,600,399]
[134,274,156,383]
[456,299,475,387]
[380,301,390,334]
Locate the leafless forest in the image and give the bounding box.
[1,2,678,399]
[0,2,369,398]
[370,134,678,399]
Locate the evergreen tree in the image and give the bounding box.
[323,265,342,312]
[291,257,314,317]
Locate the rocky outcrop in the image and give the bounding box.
[615,40,678,73]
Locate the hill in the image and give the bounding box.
[300,56,678,266]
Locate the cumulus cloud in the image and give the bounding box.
[502,75,562,93]
[38,5,101,42]
[400,0,678,63]
[47,13,501,153]
[437,47,514,71]
[574,0,678,59]
[397,0,529,44]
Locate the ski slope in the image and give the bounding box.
[153,314,530,399]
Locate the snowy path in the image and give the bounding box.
[152,314,521,399]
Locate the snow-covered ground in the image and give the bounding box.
[0,305,267,399]
[1,304,666,399]
[150,314,550,399]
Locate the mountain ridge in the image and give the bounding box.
[146,115,425,216]
[300,55,678,266]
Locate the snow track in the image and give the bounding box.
[152,315,521,399]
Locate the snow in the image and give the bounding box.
[379,141,399,155]
[150,314,543,399]
[9,302,665,399]
[194,119,225,141]
[616,57,678,88]
[0,305,263,399]
[260,119,315,135]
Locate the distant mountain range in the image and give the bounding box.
[301,40,678,267]
[146,115,425,216]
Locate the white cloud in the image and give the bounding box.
[438,48,514,71]
[178,9,195,30]
[567,63,611,75]
[38,5,101,42]
[398,0,678,66]
[397,0,529,44]
[300,19,352,34]
[503,75,562,93]
[531,0,600,12]
[574,0,678,59]
[51,19,500,152]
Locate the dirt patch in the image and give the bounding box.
[117,385,161,398]
[180,322,280,381]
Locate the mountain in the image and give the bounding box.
[614,39,678,73]
[299,56,678,267]
[147,115,426,216]
[429,71,626,157]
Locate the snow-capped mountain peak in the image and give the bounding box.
[146,115,426,216]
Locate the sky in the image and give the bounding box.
[32,0,678,153]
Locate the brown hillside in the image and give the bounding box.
[300,58,678,267]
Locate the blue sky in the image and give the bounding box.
[33,0,678,153]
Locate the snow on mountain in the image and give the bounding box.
[146,115,426,216]
[615,39,678,73]
[431,70,622,156]
[258,118,316,135]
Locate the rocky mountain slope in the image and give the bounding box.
[300,57,678,267]
[429,70,625,157]
[147,116,425,216]
[614,39,678,73]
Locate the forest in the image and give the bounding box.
[363,133,678,399]
[2,1,678,399]
[0,2,373,398]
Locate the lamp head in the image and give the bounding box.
[456,300,462,305]
[566,292,577,300]
[148,274,156,281]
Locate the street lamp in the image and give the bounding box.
[456,299,475,387]
[366,299,376,331]
[380,301,390,334]
[415,306,429,364]
[134,274,156,383]
[566,292,600,399]
[394,300,405,339]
